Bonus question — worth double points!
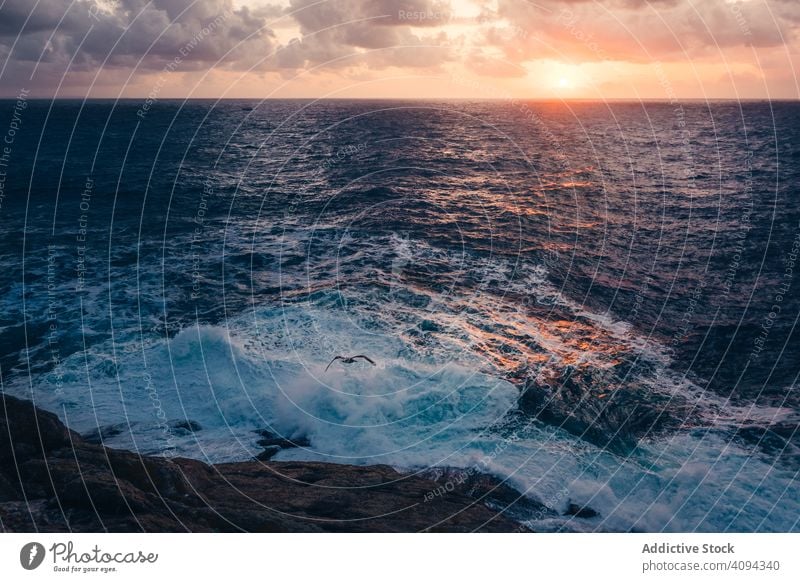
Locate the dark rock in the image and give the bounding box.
[254,446,282,461]
[257,436,311,448]
[254,428,310,449]
[0,394,524,532]
[167,419,203,435]
[565,503,600,519]
[0,395,77,462]
[421,467,552,525]
[519,365,690,453]
[733,423,800,469]
[418,319,441,332]
[60,473,148,515]
[82,423,129,444]
[0,471,20,502]
[83,420,202,443]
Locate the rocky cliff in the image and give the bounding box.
[0,394,526,532]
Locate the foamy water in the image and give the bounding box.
[2,99,799,531]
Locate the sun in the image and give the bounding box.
[557,77,572,89]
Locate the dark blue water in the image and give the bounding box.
[1,99,799,531]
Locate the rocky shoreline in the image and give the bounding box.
[0,394,528,532]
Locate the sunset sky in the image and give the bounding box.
[0,0,798,99]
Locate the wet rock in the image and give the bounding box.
[565,502,600,519]
[1,394,523,532]
[82,423,129,444]
[733,422,800,469]
[421,467,552,525]
[168,419,202,435]
[257,436,311,448]
[254,446,282,461]
[254,429,310,449]
[519,365,690,453]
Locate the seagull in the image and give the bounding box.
[325,355,376,372]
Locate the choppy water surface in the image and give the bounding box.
[1,99,799,531]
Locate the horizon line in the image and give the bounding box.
[1,96,798,102]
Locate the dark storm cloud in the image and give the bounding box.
[0,0,81,35]
[0,0,277,70]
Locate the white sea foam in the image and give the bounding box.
[10,291,798,532]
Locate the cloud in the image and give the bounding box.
[0,0,458,92]
[0,0,278,73]
[465,51,527,78]
[0,0,797,96]
[277,0,454,69]
[489,0,792,65]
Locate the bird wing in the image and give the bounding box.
[354,355,376,365]
[325,356,343,372]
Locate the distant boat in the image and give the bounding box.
[241,106,254,111]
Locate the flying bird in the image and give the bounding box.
[325,355,376,372]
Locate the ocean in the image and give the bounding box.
[1,99,799,532]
